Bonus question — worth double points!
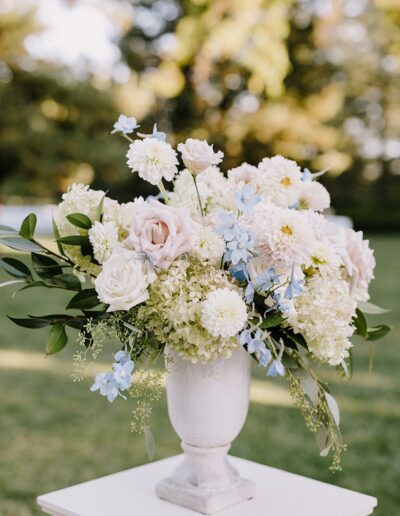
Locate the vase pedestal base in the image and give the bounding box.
[155,443,255,514]
[156,476,255,515]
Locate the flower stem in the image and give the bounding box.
[191,173,204,217]
[121,133,134,144]
[158,181,170,205]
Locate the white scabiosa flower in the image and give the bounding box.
[126,138,178,185]
[298,181,331,212]
[192,226,225,265]
[201,288,247,338]
[258,155,303,208]
[88,221,119,264]
[178,138,223,174]
[252,206,316,268]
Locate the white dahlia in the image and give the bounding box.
[342,229,375,302]
[88,221,119,264]
[251,206,316,268]
[258,155,303,208]
[298,181,331,212]
[201,288,247,338]
[126,138,178,185]
[227,163,264,194]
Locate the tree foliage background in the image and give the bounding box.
[0,0,399,230]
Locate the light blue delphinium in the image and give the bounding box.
[90,351,135,402]
[90,372,121,402]
[138,123,166,142]
[216,212,238,241]
[225,227,253,265]
[239,329,272,367]
[111,114,139,135]
[244,282,255,303]
[301,168,313,182]
[254,267,280,294]
[271,291,290,314]
[267,359,285,377]
[235,184,261,214]
[284,278,304,300]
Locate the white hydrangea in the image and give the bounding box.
[126,138,178,185]
[192,225,225,265]
[258,155,303,208]
[298,181,331,212]
[140,259,240,362]
[178,138,223,174]
[288,270,357,366]
[88,221,119,264]
[201,288,247,338]
[170,167,235,220]
[55,183,106,275]
[251,205,316,269]
[56,183,104,237]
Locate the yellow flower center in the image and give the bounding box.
[280,176,292,187]
[280,224,293,236]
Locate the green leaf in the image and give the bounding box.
[315,426,329,456]
[8,316,53,329]
[0,257,31,278]
[31,253,63,278]
[353,308,368,338]
[325,392,340,426]
[0,224,17,233]
[46,323,68,355]
[0,280,25,288]
[0,236,42,253]
[19,213,37,240]
[366,324,392,341]
[259,311,286,329]
[96,194,106,222]
[52,217,66,256]
[67,289,100,310]
[144,426,155,461]
[348,348,354,377]
[357,301,389,315]
[300,377,319,406]
[50,274,81,291]
[283,328,308,349]
[57,235,90,246]
[66,213,92,230]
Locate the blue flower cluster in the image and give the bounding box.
[244,267,281,304]
[90,351,135,402]
[217,212,254,280]
[235,184,261,215]
[239,329,285,377]
[111,115,139,135]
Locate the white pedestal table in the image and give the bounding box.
[37,455,377,516]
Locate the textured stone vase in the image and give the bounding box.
[156,346,255,514]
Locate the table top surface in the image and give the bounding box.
[38,454,377,516]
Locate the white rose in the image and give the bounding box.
[178,138,223,174]
[124,200,195,269]
[95,250,156,312]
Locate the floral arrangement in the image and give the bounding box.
[0,115,391,470]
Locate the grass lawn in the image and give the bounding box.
[0,234,399,515]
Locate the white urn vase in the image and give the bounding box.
[156,346,255,514]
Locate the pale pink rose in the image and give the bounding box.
[124,200,195,269]
[178,138,223,174]
[342,229,375,301]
